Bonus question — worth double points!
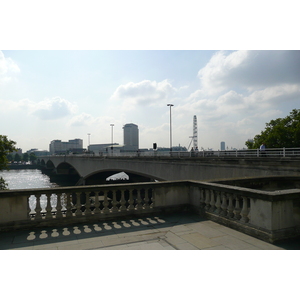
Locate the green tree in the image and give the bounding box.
[246,109,300,149]
[0,135,17,190]
[6,153,13,162]
[29,152,37,163]
[23,153,29,162]
[14,153,21,162]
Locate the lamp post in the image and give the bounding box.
[167,104,174,153]
[87,133,91,151]
[110,124,114,155]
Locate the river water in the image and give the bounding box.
[0,169,57,190]
[0,169,62,210]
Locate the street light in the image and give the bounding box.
[110,124,114,155]
[87,133,91,149]
[167,104,174,153]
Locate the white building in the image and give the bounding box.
[88,143,120,154]
[49,139,83,154]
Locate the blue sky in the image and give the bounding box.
[1,2,299,152]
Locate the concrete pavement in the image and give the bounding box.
[0,212,295,250]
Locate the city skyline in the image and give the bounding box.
[1,50,300,152]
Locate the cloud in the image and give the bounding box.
[29,97,77,120]
[198,50,300,93]
[110,79,177,110]
[0,51,20,84]
[67,113,94,126]
[0,96,78,120]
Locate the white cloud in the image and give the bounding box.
[67,113,94,127]
[29,97,77,120]
[110,79,177,110]
[0,96,77,120]
[0,51,20,84]
[198,50,300,93]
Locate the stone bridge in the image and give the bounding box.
[38,155,300,186]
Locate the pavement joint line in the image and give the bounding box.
[161,237,181,250]
[88,237,164,250]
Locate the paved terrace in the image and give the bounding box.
[1,212,298,250]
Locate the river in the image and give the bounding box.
[0,169,57,190]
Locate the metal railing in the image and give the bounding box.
[59,147,300,158]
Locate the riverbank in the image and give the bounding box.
[8,164,39,170]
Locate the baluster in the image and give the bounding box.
[85,192,92,215]
[102,190,110,214]
[240,196,249,223]
[233,195,241,220]
[94,191,101,214]
[119,190,127,212]
[204,189,210,211]
[227,194,234,218]
[149,188,154,209]
[128,189,135,211]
[45,193,53,219]
[135,189,143,211]
[199,188,205,208]
[215,192,222,215]
[56,193,63,218]
[220,192,228,217]
[143,188,150,210]
[65,193,72,217]
[209,190,216,212]
[111,190,118,213]
[35,193,42,220]
[27,195,33,219]
[75,192,82,216]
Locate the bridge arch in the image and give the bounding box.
[83,169,164,185]
[46,160,55,169]
[56,162,80,176]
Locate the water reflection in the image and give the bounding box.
[0,169,57,190]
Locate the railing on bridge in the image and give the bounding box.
[54,147,300,158]
[1,179,300,243]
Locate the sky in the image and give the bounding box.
[1,50,300,152]
[1,1,299,153]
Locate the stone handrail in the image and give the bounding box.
[1,180,300,242]
[0,181,190,231]
[189,181,300,242]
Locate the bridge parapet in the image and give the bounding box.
[1,180,300,243]
[38,153,300,184]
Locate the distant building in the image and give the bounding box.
[49,139,83,154]
[220,141,225,151]
[123,123,139,151]
[88,143,119,154]
[10,148,22,156]
[27,149,50,156]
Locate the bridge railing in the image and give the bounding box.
[58,147,300,158]
[1,180,300,242]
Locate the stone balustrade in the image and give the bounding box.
[189,181,300,242]
[1,180,300,243]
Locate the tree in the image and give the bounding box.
[23,153,29,162]
[29,152,37,163]
[0,135,17,190]
[0,135,16,170]
[14,153,21,162]
[246,109,300,149]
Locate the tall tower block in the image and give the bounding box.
[193,115,198,149]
